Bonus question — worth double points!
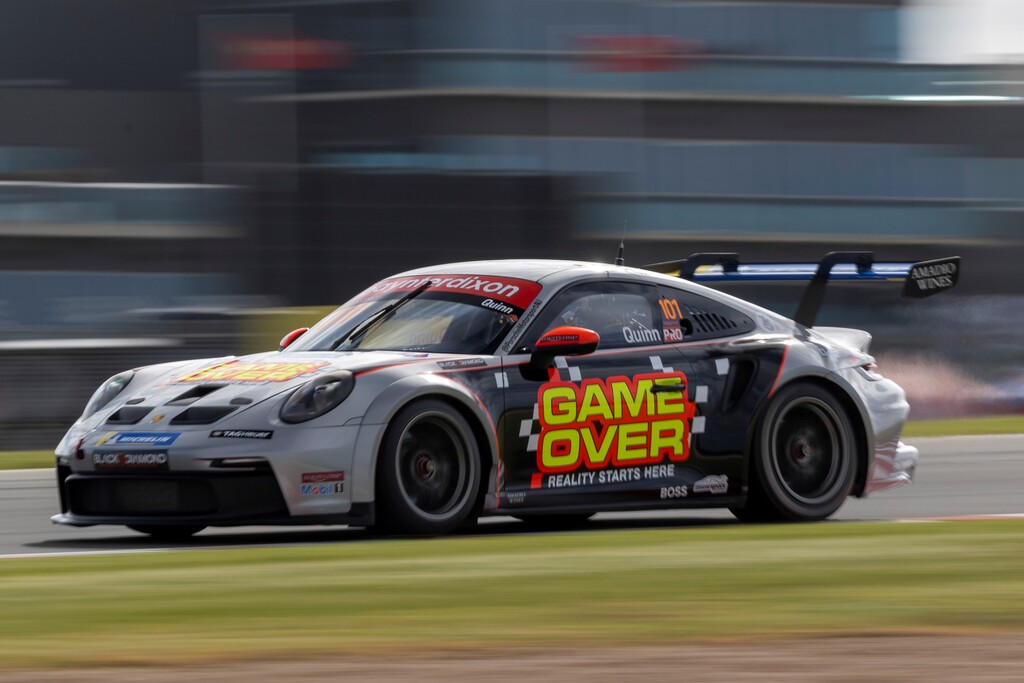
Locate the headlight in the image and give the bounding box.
[280,371,355,424]
[83,370,135,419]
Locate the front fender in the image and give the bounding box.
[349,374,500,505]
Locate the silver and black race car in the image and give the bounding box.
[52,252,959,537]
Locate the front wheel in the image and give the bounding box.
[375,399,482,535]
[734,383,857,522]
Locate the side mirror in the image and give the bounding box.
[531,326,599,367]
[279,327,309,351]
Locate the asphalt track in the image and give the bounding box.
[1,435,1021,557]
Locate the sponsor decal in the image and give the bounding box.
[660,484,688,499]
[299,472,345,496]
[622,326,662,345]
[539,334,579,345]
[301,471,345,483]
[543,463,677,489]
[210,430,273,440]
[501,296,544,353]
[503,491,526,505]
[96,432,180,447]
[692,474,729,495]
[357,274,542,310]
[662,320,684,343]
[93,451,169,471]
[437,358,487,370]
[175,361,330,384]
[536,372,697,475]
[149,414,165,424]
[300,482,344,496]
[902,257,960,298]
[658,298,685,343]
[480,298,515,315]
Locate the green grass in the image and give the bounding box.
[902,415,1024,437]
[0,520,1021,667]
[0,451,52,470]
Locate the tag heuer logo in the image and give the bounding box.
[210,430,273,440]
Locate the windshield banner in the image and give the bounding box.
[356,274,542,310]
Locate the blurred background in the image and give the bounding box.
[1,0,1022,449]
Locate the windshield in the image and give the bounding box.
[288,273,543,354]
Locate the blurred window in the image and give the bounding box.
[290,272,544,355]
[526,281,662,350]
[293,296,518,355]
[656,286,755,342]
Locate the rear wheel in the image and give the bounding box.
[127,524,205,539]
[375,399,482,535]
[732,383,856,522]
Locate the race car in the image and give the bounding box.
[52,252,959,538]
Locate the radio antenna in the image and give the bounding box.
[614,220,627,266]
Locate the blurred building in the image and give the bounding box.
[1,0,1022,445]
[2,1,1022,302]
[190,0,1024,301]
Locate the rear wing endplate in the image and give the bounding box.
[643,251,960,328]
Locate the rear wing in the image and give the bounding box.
[643,251,960,328]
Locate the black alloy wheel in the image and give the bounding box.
[376,399,482,535]
[732,383,856,522]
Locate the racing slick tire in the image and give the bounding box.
[728,500,782,523]
[733,383,856,522]
[127,524,206,539]
[374,399,482,536]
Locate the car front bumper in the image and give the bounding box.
[51,467,374,528]
[52,422,370,527]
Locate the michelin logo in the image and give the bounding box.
[97,432,180,447]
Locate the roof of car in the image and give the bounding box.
[394,259,653,283]
[388,258,783,326]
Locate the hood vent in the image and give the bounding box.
[106,406,153,425]
[170,406,237,425]
[166,385,226,407]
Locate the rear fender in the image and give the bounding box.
[749,346,875,498]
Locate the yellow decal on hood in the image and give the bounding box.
[175,361,330,384]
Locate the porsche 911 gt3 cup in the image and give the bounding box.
[52,252,959,537]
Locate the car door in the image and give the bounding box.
[495,279,701,512]
[654,282,788,500]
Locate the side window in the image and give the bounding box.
[657,286,756,342]
[526,281,663,350]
